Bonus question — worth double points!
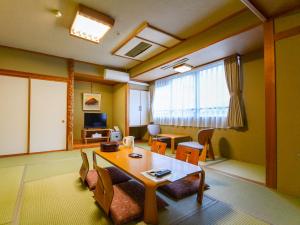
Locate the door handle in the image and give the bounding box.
[62,120,65,123]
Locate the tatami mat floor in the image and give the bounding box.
[207,159,265,184]
[135,141,264,183]
[0,148,299,225]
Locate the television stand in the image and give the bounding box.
[81,128,111,144]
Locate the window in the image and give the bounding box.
[152,61,230,128]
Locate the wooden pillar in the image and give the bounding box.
[125,83,129,136]
[67,59,74,150]
[264,19,277,188]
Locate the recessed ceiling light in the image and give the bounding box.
[173,63,193,73]
[55,10,62,18]
[70,4,114,43]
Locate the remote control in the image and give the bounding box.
[155,170,171,178]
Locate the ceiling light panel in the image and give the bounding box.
[70,4,114,43]
[173,64,193,73]
[161,58,189,70]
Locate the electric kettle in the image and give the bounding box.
[122,136,135,148]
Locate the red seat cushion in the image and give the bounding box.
[159,175,201,199]
[86,169,98,190]
[86,167,131,190]
[110,180,167,225]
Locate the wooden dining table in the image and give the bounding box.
[94,146,205,225]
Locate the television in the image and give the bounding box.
[84,113,107,128]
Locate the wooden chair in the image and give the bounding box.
[79,149,131,190]
[176,145,200,165]
[93,165,167,225]
[159,146,206,201]
[79,149,97,190]
[151,141,167,155]
[177,128,215,162]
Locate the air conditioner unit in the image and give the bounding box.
[104,69,129,83]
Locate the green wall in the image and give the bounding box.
[74,61,104,77]
[0,46,68,77]
[274,10,300,33]
[0,47,107,79]
[73,81,113,141]
[112,84,127,135]
[160,50,265,165]
[275,11,300,196]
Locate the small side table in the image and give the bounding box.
[157,134,192,154]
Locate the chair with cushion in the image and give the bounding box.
[147,124,170,145]
[79,150,131,190]
[159,146,206,201]
[151,141,167,155]
[177,128,215,162]
[93,165,167,225]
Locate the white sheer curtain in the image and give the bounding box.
[152,61,230,128]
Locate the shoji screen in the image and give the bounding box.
[30,79,67,152]
[0,75,28,155]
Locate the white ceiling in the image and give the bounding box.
[0,0,245,69]
[134,25,263,81]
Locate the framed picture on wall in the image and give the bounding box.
[83,93,101,111]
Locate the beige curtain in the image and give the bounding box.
[224,56,244,128]
[149,82,155,122]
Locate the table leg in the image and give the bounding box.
[148,136,152,146]
[171,138,175,154]
[144,186,158,225]
[197,170,205,204]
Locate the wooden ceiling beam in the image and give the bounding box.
[240,0,267,22]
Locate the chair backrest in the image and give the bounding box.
[176,145,199,165]
[79,149,89,182]
[147,124,160,136]
[198,128,214,145]
[94,165,114,215]
[92,151,98,169]
[151,141,167,155]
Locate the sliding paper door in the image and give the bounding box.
[30,79,67,152]
[0,75,28,155]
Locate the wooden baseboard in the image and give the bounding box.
[73,142,100,149]
[0,149,67,158]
